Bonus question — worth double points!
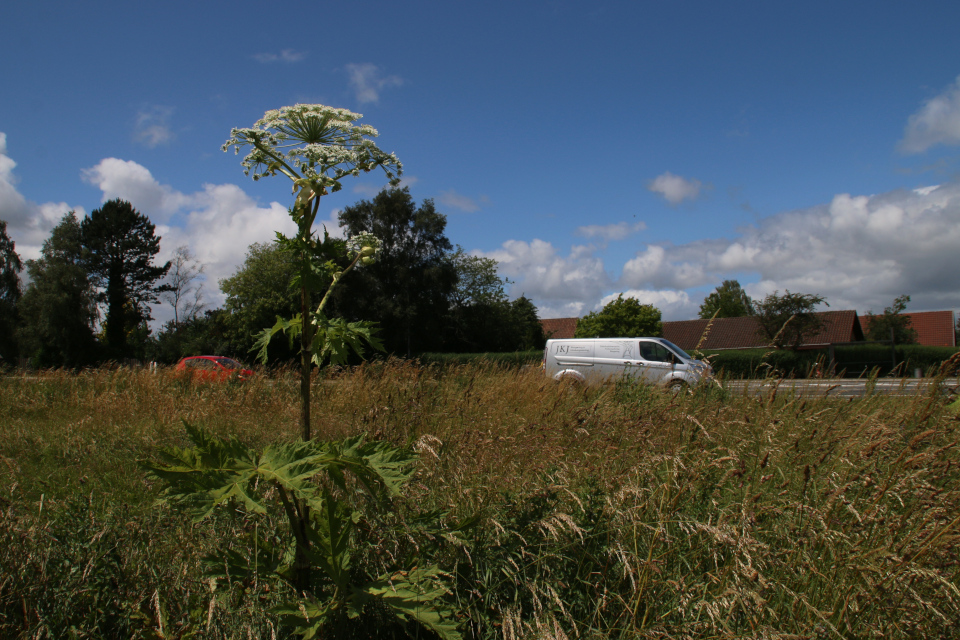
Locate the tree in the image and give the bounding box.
[17,213,99,367]
[0,220,22,363]
[80,199,171,359]
[575,294,663,338]
[509,295,547,351]
[161,245,205,328]
[699,279,753,319]
[865,294,918,344]
[335,187,456,356]
[219,241,301,360]
[752,290,828,350]
[450,246,509,308]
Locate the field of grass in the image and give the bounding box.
[2,361,959,638]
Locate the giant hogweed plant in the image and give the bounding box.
[222,103,403,440]
[145,107,461,638]
[143,424,461,639]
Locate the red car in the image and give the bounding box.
[174,356,253,382]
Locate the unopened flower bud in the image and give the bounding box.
[360,246,375,257]
[361,256,375,266]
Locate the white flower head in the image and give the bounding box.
[347,232,381,257]
[222,104,402,190]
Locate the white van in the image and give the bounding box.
[543,337,711,391]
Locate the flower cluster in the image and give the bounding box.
[347,232,382,266]
[222,104,401,191]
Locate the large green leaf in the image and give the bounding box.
[358,566,462,640]
[141,422,263,520]
[306,489,354,589]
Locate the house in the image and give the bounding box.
[859,310,956,347]
[540,317,578,340]
[542,308,956,351]
[662,310,865,352]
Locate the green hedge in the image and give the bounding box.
[698,345,958,379]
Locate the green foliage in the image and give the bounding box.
[252,313,383,367]
[335,187,456,355]
[698,279,753,319]
[219,241,301,360]
[865,294,919,344]
[575,294,663,338]
[0,219,23,362]
[752,289,828,350]
[17,212,99,368]
[703,344,960,378]
[80,199,171,359]
[143,425,461,639]
[147,309,239,364]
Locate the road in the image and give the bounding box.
[722,378,959,398]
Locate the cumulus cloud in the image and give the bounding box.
[481,239,611,317]
[437,189,486,213]
[133,106,175,148]
[618,181,960,314]
[899,75,960,154]
[253,49,306,63]
[647,171,705,205]
[575,221,646,242]
[82,158,191,221]
[345,63,403,104]
[0,133,78,260]
[598,289,697,322]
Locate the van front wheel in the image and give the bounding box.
[666,379,689,395]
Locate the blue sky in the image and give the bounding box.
[2,0,960,325]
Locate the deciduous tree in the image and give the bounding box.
[219,241,300,360]
[699,279,753,319]
[0,220,22,362]
[161,245,205,328]
[575,294,663,338]
[17,213,99,367]
[865,294,918,344]
[80,199,170,359]
[335,187,455,356]
[752,290,828,350]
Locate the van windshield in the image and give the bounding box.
[660,339,692,360]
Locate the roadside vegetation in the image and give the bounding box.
[2,361,959,638]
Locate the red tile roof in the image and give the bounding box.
[540,317,578,339]
[860,310,956,347]
[663,310,864,351]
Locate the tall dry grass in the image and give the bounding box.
[1,361,959,638]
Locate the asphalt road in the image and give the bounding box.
[722,378,959,398]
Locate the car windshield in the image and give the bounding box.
[214,357,242,370]
[660,339,692,360]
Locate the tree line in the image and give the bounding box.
[0,189,547,369]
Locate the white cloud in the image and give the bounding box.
[899,75,960,153]
[133,106,175,148]
[0,133,78,260]
[437,189,486,213]
[481,239,611,311]
[647,171,705,205]
[253,49,306,63]
[345,63,403,104]
[575,221,646,242]
[618,181,960,314]
[82,158,190,221]
[599,289,697,322]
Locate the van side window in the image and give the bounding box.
[640,342,673,363]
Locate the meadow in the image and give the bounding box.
[1,361,959,639]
